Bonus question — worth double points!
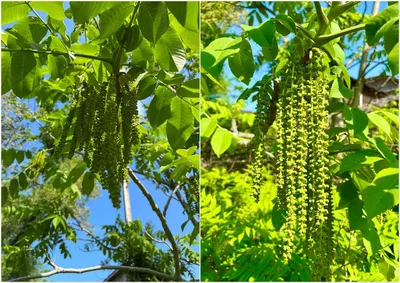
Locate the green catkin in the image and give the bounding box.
[275,49,333,276]
[69,88,86,159]
[54,99,77,158]
[251,80,270,202]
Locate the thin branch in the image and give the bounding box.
[9,264,177,282]
[175,190,198,227]
[315,24,366,46]
[25,1,69,52]
[2,48,113,64]
[163,185,181,217]
[145,230,173,251]
[127,167,182,280]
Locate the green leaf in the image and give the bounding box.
[348,198,368,230]
[211,128,232,158]
[341,65,351,88]
[137,76,157,100]
[1,2,30,25]
[274,14,296,35]
[125,25,143,52]
[2,148,15,168]
[339,149,383,174]
[154,28,186,72]
[15,150,25,163]
[70,2,117,24]
[365,3,399,45]
[99,2,135,39]
[166,2,198,32]
[368,112,392,137]
[262,38,278,61]
[242,20,276,47]
[200,118,217,138]
[11,52,40,98]
[338,180,359,202]
[351,108,369,134]
[202,37,241,69]
[177,79,199,98]
[189,222,199,245]
[168,11,199,52]
[138,2,169,43]
[228,39,254,85]
[82,172,95,197]
[167,97,194,151]
[2,186,8,207]
[361,221,382,258]
[9,178,19,198]
[48,38,68,80]
[147,85,174,129]
[374,138,398,167]
[131,37,153,65]
[86,24,99,40]
[67,162,86,185]
[7,17,48,47]
[176,146,197,157]
[18,173,28,190]
[2,52,12,94]
[387,42,398,75]
[31,2,65,21]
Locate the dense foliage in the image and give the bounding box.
[201,1,398,282]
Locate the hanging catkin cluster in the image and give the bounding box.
[275,49,334,279]
[251,80,271,202]
[55,76,140,208]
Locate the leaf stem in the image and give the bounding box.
[25,1,69,52]
[1,48,113,64]
[315,24,366,45]
[314,1,329,35]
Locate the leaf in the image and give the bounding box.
[167,97,194,151]
[228,39,254,85]
[368,112,392,137]
[387,42,398,75]
[67,162,86,185]
[339,150,383,174]
[18,173,28,190]
[2,52,12,94]
[30,2,65,21]
[168,11,199,52]
[274,14,296,35]
[374,138,398,167]
[242,20,276,47]
[211,128,232,158]
[7,17,48,47]
[131,37,153,65]
[361,221,382,258]
[99,2,135,39]
[137,76,157,100]
[70,2,117,23]
[2,148,15,168]
[351,108,369,134]
[177,79,199,98]
[338,180,359,202]
[365,3,399,45]
[348,198,368,230]
[189,222,199,245]
[166,2,198,32]
[341,65,351,88]
[154,28,186,72]
[82,172,95,197]
[9,178,19,198]
[148,85,174,129]
[11,52,40,98]
[2,186,8,207]
[262,38,278,61]
[1,2,30,25]
[138,2,169,43]
[200,118,217,138]
[15,150,25,163]
[125,25,143,52]
[202,37,241,69]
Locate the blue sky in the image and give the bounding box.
[221,1,390,111]
[2,2,198,281]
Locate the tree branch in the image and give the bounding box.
[144,230,173,251]
[127,167,182,280]
[315,24,366,46]
[163,185,181,217]
[314,1,329,35]
[1,48,113,64]
[9,264,177,282]
[175,190,199,227]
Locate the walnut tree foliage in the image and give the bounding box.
[201,1,398,282]
[2,1,199,281]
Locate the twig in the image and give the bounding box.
[9,264,178,282]
[127,167,182,280]
[163,185,181,217]
[2,48,113,64]
[144,230,173,251]
[175,190,198,227]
